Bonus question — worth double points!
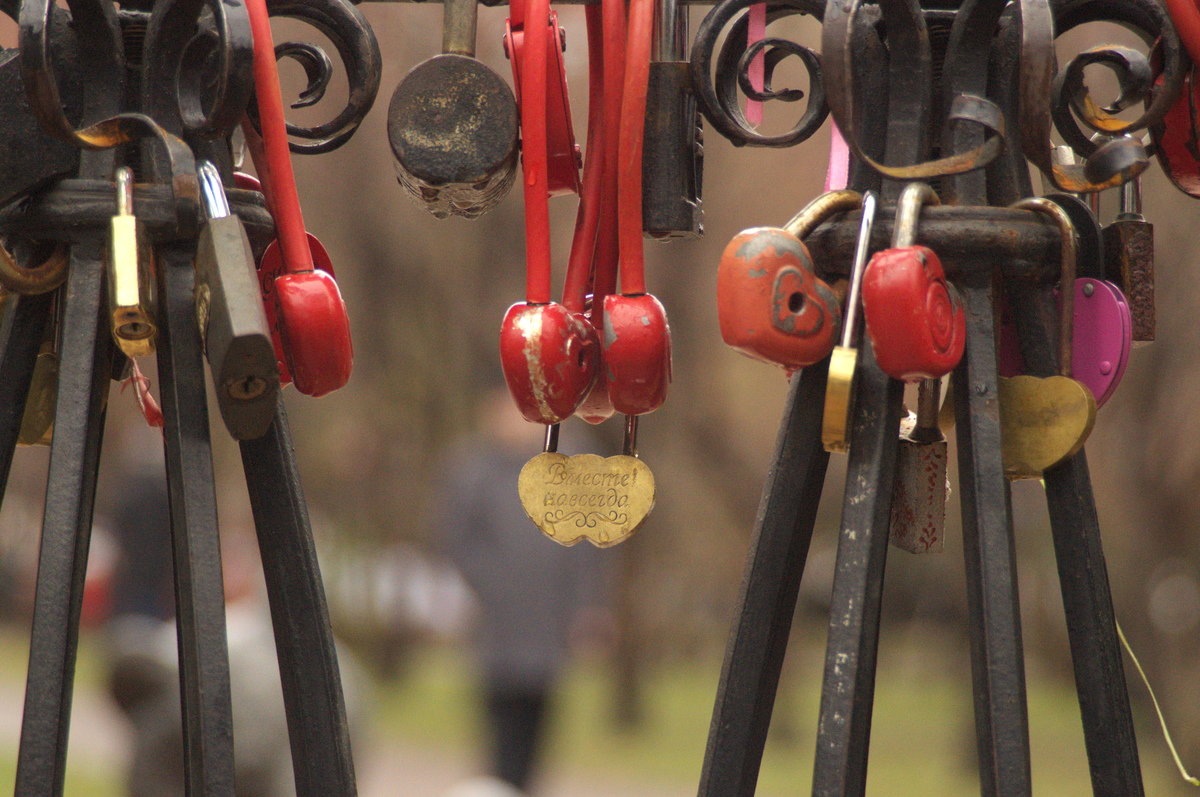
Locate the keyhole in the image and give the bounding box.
[788,292,805,314]
[228,376,267,401]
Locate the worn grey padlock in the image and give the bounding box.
[1102,174,1154,342]
[889,378,948,554]
[194,161,279,440]
[642,0,702,239]
[387,0,519,219]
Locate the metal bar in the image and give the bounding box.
[1008,287,1144,796]
[240,401,358,796]
[811,342,903,797]
[154,242,236,796]
[0,292,52,502]
[15,241,113,796]
[952,277,1031,797]
[698,359,832,796]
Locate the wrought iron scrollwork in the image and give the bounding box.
[248,0,383,154]
[1021,0,1185,191]
[690,0,828,148]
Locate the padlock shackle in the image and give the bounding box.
[442,0,478,56]
[1011,196,1078,377]
[562,4,607,313]
[245,0,315,275]
[588,0,626,324]
[840,190,878,349]
[197,162,231,220]
[616,0,654,296]
[115,166,134,217]
[781,189,862,240]
[513,0,554,304]
[913,377,942,441]
[892,182,940,249]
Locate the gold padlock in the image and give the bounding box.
[1000,198,1096,479]
[18,307,59,447]
[822,191,878,453]
[517,417,656,548]
[107,166,157,357]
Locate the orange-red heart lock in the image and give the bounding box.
[500,302,599,423]
[602,293,671,415]
[716,190,861,370]
[862,183,965,381]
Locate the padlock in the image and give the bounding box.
[1000,198,1097,479]
[517,413,656,547]
[106,166,157,358]
[602,292,671,415]
[245,0,353,398]
[999,194,1132,409]
[822,191,879,454]
[18,298,58,447]
[641,0,703,238]
[890,378,948,554]
[193,161,279,440]
[499,301,599,424]
[862,182,965,382]
[505,0,582,197]
[1102,173,1154,342]
[716,190,858,370]
[388,0,519,218]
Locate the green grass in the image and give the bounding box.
[373,634,1197,796]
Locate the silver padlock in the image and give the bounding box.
[889,377,948,554]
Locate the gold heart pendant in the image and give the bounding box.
[999,375,1096,479]
[518,452,656,547]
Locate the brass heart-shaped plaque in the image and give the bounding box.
[518,452,656,547]
[999,375,1097,479]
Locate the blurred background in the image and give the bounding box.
[1,5,1200,795]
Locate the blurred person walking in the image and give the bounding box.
[436,388,610,795]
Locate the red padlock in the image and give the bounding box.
[505,0,581,197]
[717,190,859,371]
[601,0,670,416]
[499,0,598,423]
[862,182,965,382]
[244,0,351,397]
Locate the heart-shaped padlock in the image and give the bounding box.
[500,302,599,424]
[603,293,671,415]
[717,190,858,370]
[862,183,965,381]
[245,0,353,398]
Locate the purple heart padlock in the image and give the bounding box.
[999,278,1131,408]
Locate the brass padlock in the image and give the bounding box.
[107,166,157,357]
[194,161,280,440]
[1000,198,1096,479]
[822,191,878,453]
[517,417,656,548]
[1102,173,1154,342]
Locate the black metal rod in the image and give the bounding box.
[0,292,52,503]
[240,401,358,796]
[698,359,832,796]
[952,278,1032,796]
[15,242,113,796]
[155,243,236,795]
[811,342,903,797]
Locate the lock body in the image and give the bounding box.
[717,227,842,370]
[500,302,599,423]
[642,61,703,239]
[18,340,57,447]
[862,244,965,381]
[602,293,671,416]
[388,54,519,219]
[1102,216,1154,342]
[195,214,280,439]
[107,169,157,357]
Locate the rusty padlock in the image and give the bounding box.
[1102,173,1154,342]
[716,190,858,371]
[862,182,965,382]
[388,0,519,219]
[890,378,948,554]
